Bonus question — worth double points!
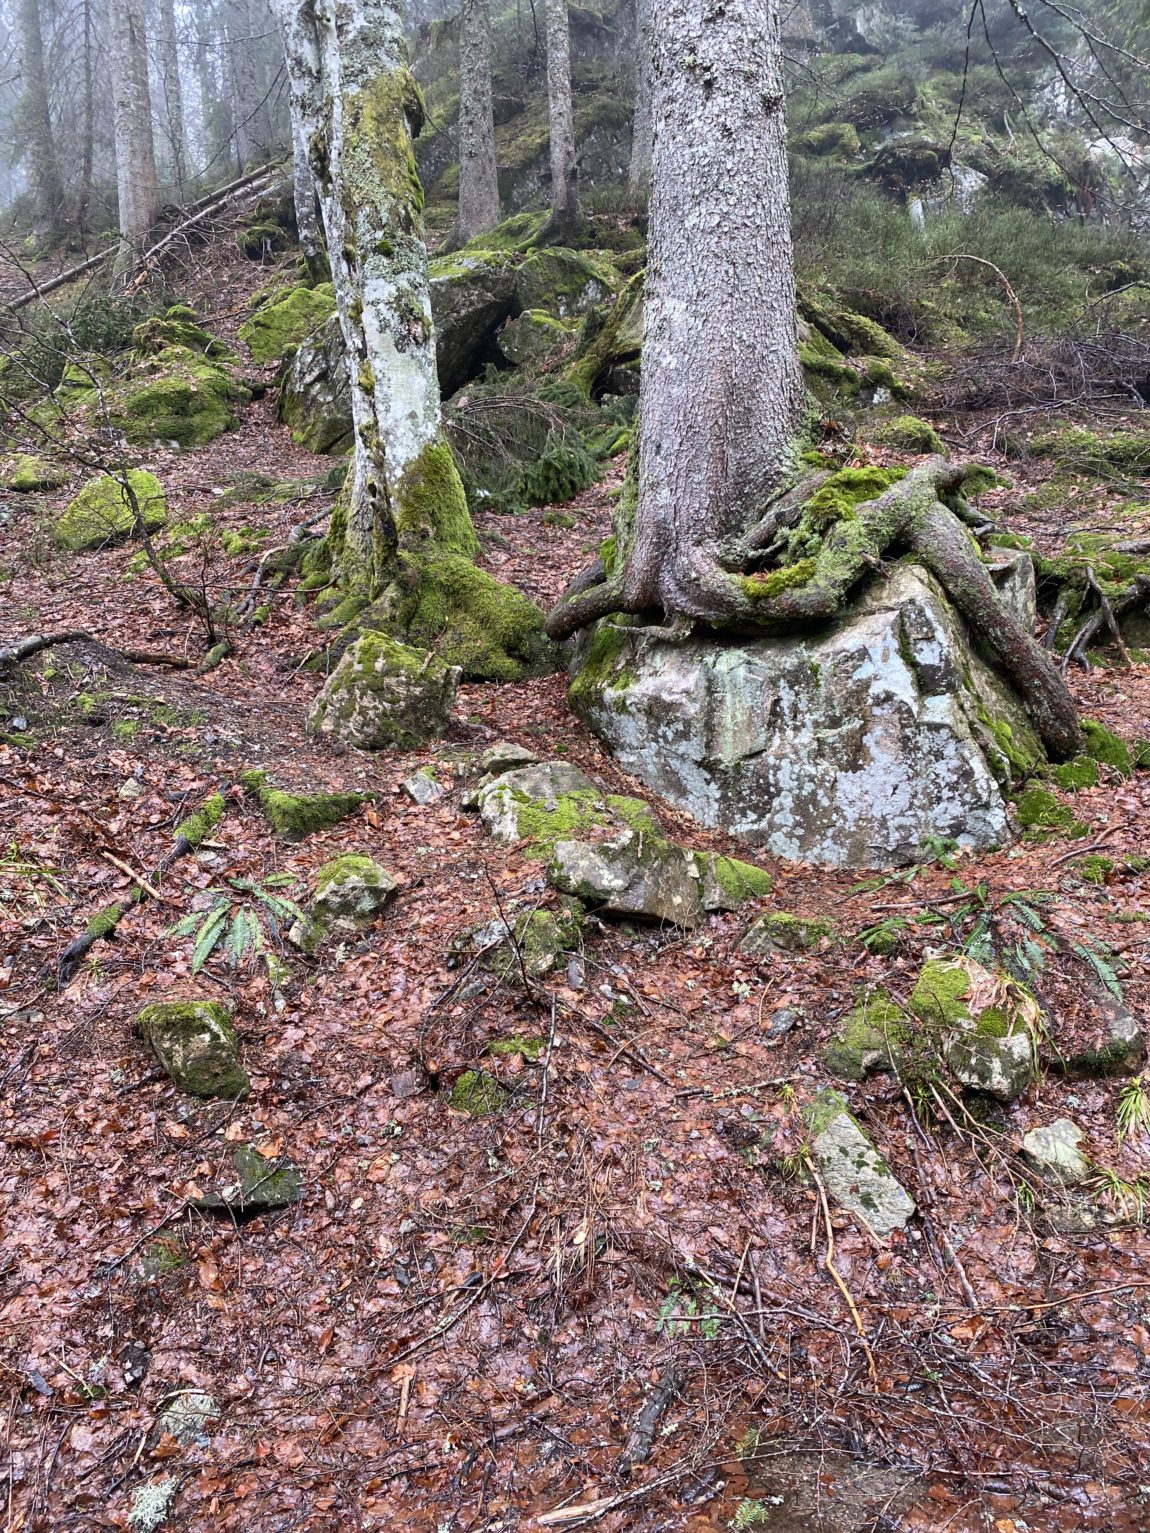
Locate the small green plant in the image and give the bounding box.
[0,839,66,912]
[168,874,301,983]
[1117,1075,1150,1146]
[856,915,907,954]
[734,1426,763,1460]
[732,1500,776,1529]
[654,1278,721,1340]
[1093,1166,1149,1222]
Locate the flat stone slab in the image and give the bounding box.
[807,1091,916,1238]
[1023,1118,1091,1185]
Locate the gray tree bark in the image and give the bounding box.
[108,0,158,276]
[628,0,652,194]
[625,0,803,617]
[291,101,325,281]
[156,0,187,194]
[543,0,577,227]
[15,0,65,237]
[455,0,500,242]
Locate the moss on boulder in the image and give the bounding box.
[116,346,249,447]
[307,632,460,750]
[738,911,836,957]
[824,991,909,1081]
[54,471,166,552]
[874,415,945,454]
[239,284,337,365]
[132,304,233,360]
[135,999,249,1099]
[7,454,67,492]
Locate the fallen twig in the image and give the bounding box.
[805,1156,878,1384]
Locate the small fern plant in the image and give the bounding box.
[168,875,303,990]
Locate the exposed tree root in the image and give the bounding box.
[546,457,1082,760]
[0,631,193,673]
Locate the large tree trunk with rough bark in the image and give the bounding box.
[455,0,500,242]
[109,0,158,277]
[16,0,65,238]
[271,0,547,679]
[625,0,802,619]
[543,0,1082,763]
[544,0,577,227]
[628,0,652,194]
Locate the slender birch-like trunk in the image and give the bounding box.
[271,0,546,676]
[109,0,158,276]
[15,0,65,238]
[628,0,652,194]
[291,102,325,281]
[455,0,500,242]
[624,0,802,617]
[543,0,577,227]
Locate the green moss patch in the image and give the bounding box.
[874,415,944,454]
[175,793,225,848]
[7,453,67,492]
[241,769,369,842]
[1013,784,1088,838]
[824,992,909,1082]
[239,284,337,365]
[448,1069,509,1115]
[1081,718,1134,777]
[54,471,166,552]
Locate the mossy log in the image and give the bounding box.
[545,457,1082,762]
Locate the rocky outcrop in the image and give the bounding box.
[570,561,1041,869]
[307,634,460,750]
[278,313,354,455]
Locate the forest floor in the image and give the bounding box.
[2,236,1150,1533]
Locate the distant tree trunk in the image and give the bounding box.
[227,3,257,171]
[290,101,324,281]
[271,0,545,677]
[628,0,652,195]
[543,0,577,228]
[156,0,187,195]
[455,0,500,243]
[76,0,96,232]
[624,0,800,616]
[109,0,159,276]
[15,0,65,238]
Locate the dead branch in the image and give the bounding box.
[933,253,1024,363]
[0,631,193,673]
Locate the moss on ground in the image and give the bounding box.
[1014,784,1088,838]
[175,793,224,848]
[449,1069,508,1115]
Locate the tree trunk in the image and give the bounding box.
[628,0,652,195]
[625,0,802,618]
[227,2,258,171]
[543,0,577,227]
[455,0,501,243]
[271,0,546,677]
[15,0,65,238]
[76,0,95,233]
[290,101,325,282]
[156,0,187,195]
[108,0,158,276]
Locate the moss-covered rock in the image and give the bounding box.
[1050,996,1146,1079]
[874,415,945,454]
[239,284,337,365]
[700,855,773,912]
[1081,718,1134,777]
[175,794,225,848]
[116,346,250,447]
[485,904,583,984]
[290,854,398,952]
[192,1144,302,1213]
[6,453,67,492]
[824,991,909,1081]
[306,632,460,750]
[132,304,233,361]
[54,471,166,552]
[240,768,369,841]
[1013,783,1088,838]
[910,954,1038,1100]
[497,308,573,368]
[135,1000,249,1099]
[738,911,836,957]
[513,248,617,319]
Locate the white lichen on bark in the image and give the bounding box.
[108,0,158,276]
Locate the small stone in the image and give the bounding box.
[1054,996,1147,1079]
[118,778,143,801]
[402,766,446,805]
[1022,1118,1091,1186]
[159,1389,217,1444]
[290,854,398,953]
[192,1145,302,1214]
[135,1000,249,1100]
[480,740,539,775]
[806,1090,916,1238]
[548,832,701,928]
[947,1030,1034,1102]
[738,911,834,957]
[768,1009,800,1039]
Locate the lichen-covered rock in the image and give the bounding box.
[1022,1118,1091,1186]
[403,766,446,805]
[548,830,702,927]
[484,905,583,984]
[739,911,835,956]
[947,1030,1035,1100]
[497,309,572,367]
[1053,996,1147,1078]
[278,312,354,454]
[570,563,1039,869]
[512,248,617,319]
[429,248,519,394]
[239,283,336,365]
[55,471,166,552]
[135,1000,249,1099]
[307,634,460,750]
[805,1089,916,1238]
[6,454,67,492]
[824,991,909,1081]
[294,854,398,951]
[477,762,602,848]
[480,740,539,775]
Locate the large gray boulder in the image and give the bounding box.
[570,561,1040,869]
